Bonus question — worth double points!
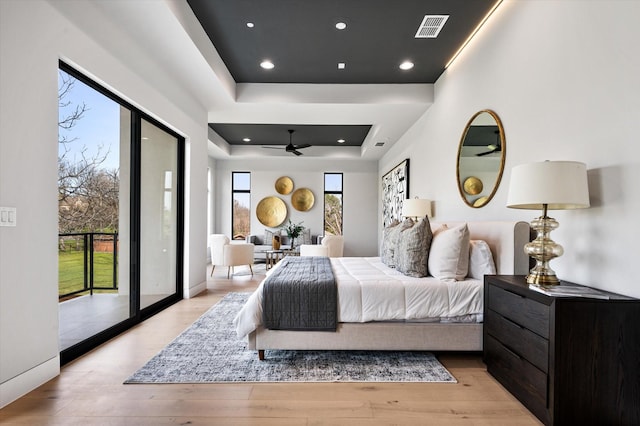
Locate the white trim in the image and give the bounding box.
[184,281,207,299]
[0,355,60,408]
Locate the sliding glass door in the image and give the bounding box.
[59,62,184,364]
[139,118,182,309]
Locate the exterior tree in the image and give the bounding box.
[324,194,342,236]
[58,70,119,234]
[232,199,250,239]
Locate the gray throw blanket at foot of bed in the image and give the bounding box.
[262,256,337,331]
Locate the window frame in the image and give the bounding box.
[323,172,343,236]
[231,171,251,240]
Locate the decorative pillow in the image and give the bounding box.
[468,240,496,279]
[428,223,470,282]
[264,229,280,247]
[395,217,433,278]
[380,220,400,266]
[293,228,311,246]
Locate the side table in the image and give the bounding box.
[484,275,640,425]
[265,250,283,270]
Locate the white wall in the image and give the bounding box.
[214,159,379,257]
[0,0,209,407]
[380,0,640,298]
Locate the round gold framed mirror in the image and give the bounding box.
[456,109,506,208]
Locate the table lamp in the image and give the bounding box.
[401,198,432,220]
[507,161,590,285]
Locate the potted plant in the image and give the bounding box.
[281,219,304,249]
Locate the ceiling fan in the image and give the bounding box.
[476,130,502,156]
[262,129,311,156]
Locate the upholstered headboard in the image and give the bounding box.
[430,221,531,275]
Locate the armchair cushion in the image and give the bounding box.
[209,234,230,266]
[223,243,255,267]
[321,235,344,257]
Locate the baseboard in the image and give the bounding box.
[0,355,60,408]
[184,280,206,299]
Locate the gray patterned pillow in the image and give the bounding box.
[395,216,433,277]
[380,220,401,266]
[293,228,311,246]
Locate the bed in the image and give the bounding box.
[234,221,530,359]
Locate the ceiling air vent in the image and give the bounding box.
[415,15,449,38]
[375,142,385,147]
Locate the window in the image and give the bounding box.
[324,173,343,235]
[232,172,251,239]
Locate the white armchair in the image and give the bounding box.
[321,235,344,257]
[305,235,344,258]
[300,244,329,257]
[209,234,255,278]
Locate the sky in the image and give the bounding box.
[58,70,120,171]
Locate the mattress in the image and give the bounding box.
[233,256,484,339]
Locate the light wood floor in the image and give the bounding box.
[1,267,541,425]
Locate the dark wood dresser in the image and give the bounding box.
[483,275,640,425]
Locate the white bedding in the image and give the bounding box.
[233,256,484,339]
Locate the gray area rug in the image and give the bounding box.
[125,292,456,383]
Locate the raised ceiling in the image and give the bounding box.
[187,0,498,84]
[209,124,371,147]
[187,0,501,157]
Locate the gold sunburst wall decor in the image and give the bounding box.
[256,196,287,227]
[291,188,315,212]
[275,176,294,195]
[463,176,483,195]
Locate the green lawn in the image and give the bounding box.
[58,251,118,296]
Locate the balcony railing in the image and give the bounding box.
[59,232,118,300]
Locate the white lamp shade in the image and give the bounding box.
[507,161,590,210]
[402,198,432,218]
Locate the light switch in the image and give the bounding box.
[0,207,16,227]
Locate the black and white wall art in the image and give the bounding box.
[381,159,409,227]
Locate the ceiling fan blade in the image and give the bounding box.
[291,149,303,156]
[262,146,286,150]
[476,148,499,156]
[293,144,311,149]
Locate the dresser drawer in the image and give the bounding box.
[485,309,549,372]
[488,284,550,338]
[485,335,549,423]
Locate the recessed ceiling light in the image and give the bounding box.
[243,138,251,142]
[260,60,275,70]
[246,22,254,28]
[337,139,345,144]
[338,62,346,70]
[399,61,414,70]
[336,22,347,30]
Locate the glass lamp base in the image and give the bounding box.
[526,270,560,285]
[525,215,564,286]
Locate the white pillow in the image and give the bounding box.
[468,240,496,279]
[428,223,470,282]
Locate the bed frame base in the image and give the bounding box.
[245,221,531,360]
[249,322,482,359]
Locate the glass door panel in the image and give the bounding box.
[57,68,132,351]
[139,118,179,309]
